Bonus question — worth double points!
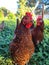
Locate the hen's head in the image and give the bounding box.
[21,12,33,29]
[36,15,43,26]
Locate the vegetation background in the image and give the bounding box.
[0,0,49,65]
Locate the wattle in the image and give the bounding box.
[26,23,32,29]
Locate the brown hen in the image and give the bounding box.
[31,15,44,46]
[9,12,35,65]
[31,4,44,46]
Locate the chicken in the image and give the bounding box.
[0,21,5,31]
[31,15,44,46]
[9,12,35,65]
[31,4,44,46]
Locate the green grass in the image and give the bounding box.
[0,19,49,65]
[0,20,16,65]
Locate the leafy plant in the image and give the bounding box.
[0,19,49,65]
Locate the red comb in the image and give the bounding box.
[37,15,42,21]
[26,12,33,20]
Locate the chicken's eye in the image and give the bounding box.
[25,16,28,20]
